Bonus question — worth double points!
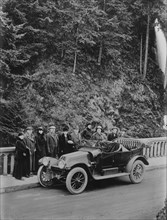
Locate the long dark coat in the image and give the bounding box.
[107,133,118,141]
[35,133,47,159]
[81,128,93,140]
[13,138,27,179]
[46,133,59,157]
[24,136,36,174]
[58,133,76,157]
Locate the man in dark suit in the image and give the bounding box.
[46,124,59,158]
[24,126,36,176]
[81,123,93,140]
[107,127,119,141]
[58,125,75,157]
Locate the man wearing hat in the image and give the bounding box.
[46,124,59,158]
[92,125,107,141]
[107,127,119,141]
[24,126,36,176]
[58,124,75,156]
[81,123,93,140]
[35,126,47,169]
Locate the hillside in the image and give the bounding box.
[0,0,166,146]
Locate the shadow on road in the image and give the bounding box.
[45,176,132,195]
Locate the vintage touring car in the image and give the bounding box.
[37,140,149,194]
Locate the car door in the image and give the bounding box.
[101,151,115,168]
[113,151,131,167]
[101,150,131,168]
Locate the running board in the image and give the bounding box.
[103,167,118,175]
[93,172,130,180]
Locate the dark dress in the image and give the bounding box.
[35,133,47,169]
[58,133,76,157]
[24,136,36,175]
[13,138,27,179]
[35,133,47,159]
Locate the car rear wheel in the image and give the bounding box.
[37,165,54,187]
[129,160,145,184]
[66,167,88,194]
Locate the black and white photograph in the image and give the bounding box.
[0,0,167,219]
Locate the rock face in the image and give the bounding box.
[17,62,164,138]
[0,59,165,148]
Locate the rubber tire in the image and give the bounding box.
[129,160,145,184]
[37,165,54,188]
[66,167,88,194]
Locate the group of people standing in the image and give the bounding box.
[13,122,121,180]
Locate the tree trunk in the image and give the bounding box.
[73,50,77,74]
[73,27,78,74]
[140,34,143,74]
[143,3,150,80]
[98,41,103,66]
[97,0,106,66]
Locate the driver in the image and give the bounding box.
[107,127,119,141]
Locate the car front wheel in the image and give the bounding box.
[129,160,145,184]
[37,165,54,188]
[66,167,88,194]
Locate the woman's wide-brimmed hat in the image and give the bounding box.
[96,125,102,130]
[25,126,33,131]
[111,127,119,132]
[38,126,43,130]
[62,124,69,131]
[49,125,56,129]
[18,131,24,136]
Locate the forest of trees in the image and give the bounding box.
[0,0,167,146]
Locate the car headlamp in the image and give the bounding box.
[42,157,49,166]
[58,159,66,169]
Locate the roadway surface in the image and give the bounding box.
[1,168,166,220]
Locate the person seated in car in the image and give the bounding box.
[92,125,107,141]
[70,124,81,150]
[107,127,119,141]
[81,123,93,140]
[58,124,75,156]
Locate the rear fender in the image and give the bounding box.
[126,155,149,172]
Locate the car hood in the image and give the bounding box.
[59,147,101,168]
[79,147,101,157]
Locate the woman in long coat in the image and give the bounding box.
[35,126,47,169]
[13,132,27,180]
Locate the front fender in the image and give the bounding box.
[126,155,149,172]
[61,151,91,169]
[38,157,58,166]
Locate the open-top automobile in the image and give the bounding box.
[37,140,149,194]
